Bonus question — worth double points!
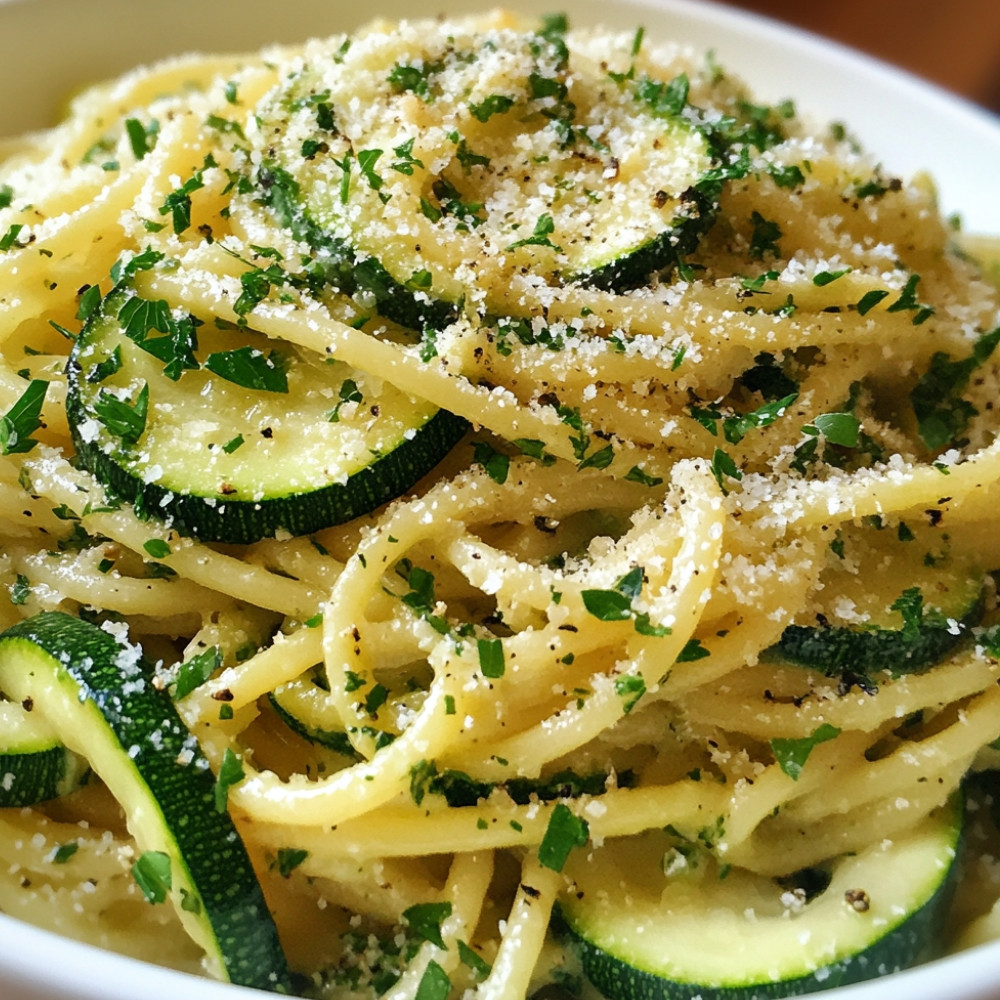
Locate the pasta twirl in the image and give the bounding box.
[2,10,1000,1000]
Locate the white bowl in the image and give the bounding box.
[2,0,1000,998]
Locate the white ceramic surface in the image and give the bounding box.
[1,0,1000,997]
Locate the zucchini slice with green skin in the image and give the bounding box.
[559,794,963,1000]
[0,700,90,807]
[0,611,291,992]
[238,20,720,312]
[768,524,983,686]
[65,285,469,544]
[268,684,362,759]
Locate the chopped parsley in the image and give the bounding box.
[0,222,26,251]
[51,841,79,864]
[477,637,505,679]
[625,465,664,487]
[910,325,1000,449]
[356,147,385,192]
[173,645,222,701]
[506,213,561,252]
[275,847,309,877]
[204,346,289,393]
[581,566,669,637]
[391,137,423,175]
[458,940,492,980]
[538,802,589,872]
[635,73,689,117]
[388,61,443,101]
[327,378,363,422]
[93,382,149,446]
[469,94,515,122]
[214,747,246,812]
[614,674,646,713]
[770,723,841,781]
[132,850,172,904]
[710,447,742,489]
[812,267,851,286]
[9,574,30,606]
[124,117,159,160]
[158,154,217,235]
[690,392,797,445]
[748,211,782,260]
[142,538,171,560]
[807,412,861,448]
[472,440,510,484]
[403,901,452,948]
[414,961,451,1000]
[0,378,49,455]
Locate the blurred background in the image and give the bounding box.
[730,0,1000,112]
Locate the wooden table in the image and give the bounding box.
[731,0,1000,111]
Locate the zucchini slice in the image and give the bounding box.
[65,285,468,544]
[0,700,89,807]
[238,19,719,314]
[559,795,963,999]
[769,523,983,686]
[0,611,291,992]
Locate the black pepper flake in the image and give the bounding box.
[844,888,870,912]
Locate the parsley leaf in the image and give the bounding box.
[51,841,79,864]
[327,378,363,422]
[0,223,26,252]
[811,412,861,448]
[625,465,664,487]
[614,674,646,713]
[275,847,309,878]
[635,73,689,116]
[710,447,742,489]
[158,155,216,235]
[538,802,589,871]
[414,961,451,1000]
[581,566,668,636]
[472,440,510,484]
[142,538,171,560]
[748,211,782,260]
[204,346,289,393]
[770,723,840,780]
[469,94,515,122]
[506,213,562,251]
[124,117,159,160]
[477,637,505,679]
[0,379,49,455]
[910,326,1000,449]
[388,61,443,100]
[132,850,172,903]
[890,586,925,638]
[9,574,30,606]
[93,382,149,446]
[214,748,245,812]
[357,148,384,191]
[173,645,222,700]
[391,137,424,175]
[403,901,453,948]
